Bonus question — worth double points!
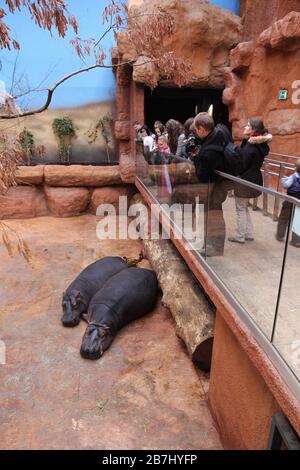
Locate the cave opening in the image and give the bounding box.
[144,86,230,131]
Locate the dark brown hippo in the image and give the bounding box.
[61,256,128,327]
[80,267,159,360]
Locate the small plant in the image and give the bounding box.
[52,116,75,163]
[87,113,114,163]
[18,128,35,165]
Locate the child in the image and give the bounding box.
[276,159,300,247]
[156,135,170,154]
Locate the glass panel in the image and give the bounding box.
[137,143,299,379]
[136,143,208,249]
[273,202,300,379]
[204,175,288,340]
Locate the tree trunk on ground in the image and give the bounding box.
[132,194,215,370]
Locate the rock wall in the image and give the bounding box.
[114,0,242,181]
[0,166,136,219]
[118,0,242,89]
[240,0,300,41]
[224,11,300,155]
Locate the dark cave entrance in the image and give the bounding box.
[144,86,230,131]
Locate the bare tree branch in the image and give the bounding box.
[0,58,157,119]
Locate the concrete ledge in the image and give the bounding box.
[44,165,122,186]
[15,165,123,187]
[0,182,136,219]
[15,166,44,185]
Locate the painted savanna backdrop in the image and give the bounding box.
[0,1,117,165]
[0,100,117,165]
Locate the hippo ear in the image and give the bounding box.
[73,290,81,300]
[71,290,81,307]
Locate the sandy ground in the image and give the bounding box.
[0,215,222,450]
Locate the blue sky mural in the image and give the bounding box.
[0,1,240,109]
[0,1,116,109]
[209,0,240,14]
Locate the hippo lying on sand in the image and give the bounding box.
[61,256,128,327]
[80,267,159,360]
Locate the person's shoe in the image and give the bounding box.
[228,237,245,244]
[289,241,300,248]
[276,235,284,242]
[245,237,254,241]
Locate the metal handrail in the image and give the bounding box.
[215,170,300,207]
[136,175,300,399]
[270,151,299,161]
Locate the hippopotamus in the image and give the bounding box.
[61,256,128,327]
[80,267,159,360]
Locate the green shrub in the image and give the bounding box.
[52,117,75,163]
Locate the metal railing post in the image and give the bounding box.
[263,161,269,216]
[273,163,284,221]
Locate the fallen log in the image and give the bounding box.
[132,194,215,370]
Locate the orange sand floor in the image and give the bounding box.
[0,215,222,450]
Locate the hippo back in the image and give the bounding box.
[66,256,128,299]
[88,268,159,332]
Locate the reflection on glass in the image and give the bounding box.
[137,144,298,348]
[273,202,300,379]
[136,143,208,250]
[205,180,288,340]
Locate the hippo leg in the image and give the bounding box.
[80,324,114,360]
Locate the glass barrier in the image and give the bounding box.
[137,142,209,248]
[136,143,300,380]
[273,201,300,380]
[205,177,289,340]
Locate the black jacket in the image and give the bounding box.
[194,128,227,183]
[234,134,272,198]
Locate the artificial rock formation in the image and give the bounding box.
[113,0,242,184]
[44,186,91,217]
[118,0,242,89]
[0,186,49,219]
[240,0,300,41]
[43,165,122,187]
[224,11,300,154]
[90,185,136,213]
[0,166,135,219]
[15,166,44,185]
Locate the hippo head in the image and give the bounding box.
[80,324,114,360]
[61,290,84,327]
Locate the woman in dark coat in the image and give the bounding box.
[228,117,272,244]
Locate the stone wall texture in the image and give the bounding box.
[224,10,300,155]
[118,0,242,89]
[240,0,300,41]
[0,166,136,219]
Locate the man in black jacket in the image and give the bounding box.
[193,113,231,256]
